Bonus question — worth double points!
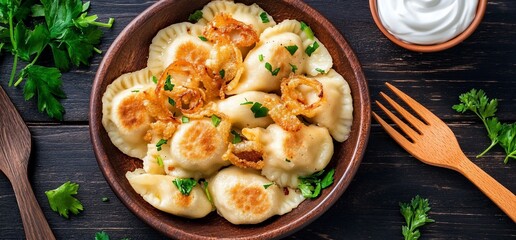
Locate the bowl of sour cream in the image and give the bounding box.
[370,0,487,52]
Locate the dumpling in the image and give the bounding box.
[201,0,276,35]
[260,124,333,188]
[142,142,167,175]
[126,169,212,218]
[308,69,353,142]
[163,119,229,179]
[102,68,154,159]
[215,91,278,129]
[208,166,305,224]
[228,19,333,94]
[148,22,212,76]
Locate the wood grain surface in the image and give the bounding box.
[0,0,515,239]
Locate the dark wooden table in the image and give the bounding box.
[1,0,515,239]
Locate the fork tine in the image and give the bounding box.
[372,111,413,148]
[375,100,420,141]
[380,92,427,131]
[385,82,440,124]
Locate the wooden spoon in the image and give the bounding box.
[0,86,55,240]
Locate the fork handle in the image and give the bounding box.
[457,155,516,222]
[10,172,56,240]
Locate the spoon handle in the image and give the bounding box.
[10,172,56,240]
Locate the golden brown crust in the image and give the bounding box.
[230,183,269,215]
[116,94,149,130]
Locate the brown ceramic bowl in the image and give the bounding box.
[369,0,487,52]
[89,0,370,239]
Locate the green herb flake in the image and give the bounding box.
[263,183,274,189]
[182,116,190,123]
[259,12,270,23]
[305,41,320,57]
[95,231,110,240]
[156,139,167,151]
[265,62,280,76]
[188,10,203,23]
[168,97,176,107]
[300,21,315,40]
[131,89,140,93]
[198,35,208,41]
[211,114,221,127]
[297,168,335,199]
[258,54,264,62]
[289,63,298,73]
[156,155,164,167]
[152,75,158,84]
[315,68,325,74]
[250,102,269,118]
[202,181,213,204]
[231,130,242,144]
[400,195,435,240]
[219,69,225,79]
[240,98,253,105]
[164,75,174,91]
[101,197,109,202]
[284,45,298,55]
[173,178,197,196]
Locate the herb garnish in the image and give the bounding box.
[152,75,158,84]
[45,181,84,218]
[211,114,221,127]
[258,54,264,62]
[188,10,203,23]
[284,45,298,55]
[0,0,114,120]
[289,63,298,73]
[399,195,434,240]
[300,21,314,40]
[263,183,274,189]
[101,197,109,202]
[181,116,190,123]
[198,35,208,41]
[168,97,176,107]
[315,68,325,74]
[164,75,174,91]
[173,178,197,196]
[231,129,242,144]
[297,168,334,198]
[453,89,516,163]
[155,139,167,151]
[265,62,280,76]
[156,155,164,167]
[305,41,319,57]
[241,100,269,118]
[259,12,269,23]
[219,69,225,79]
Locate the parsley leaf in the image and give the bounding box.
[259,12,269,23]
[289,63,298,73]
[22,65,66,120]
[173,178,197,196]
[45,181,84,218]
[211,114,221,127]
[188,10,203,23]
[499,123,516,163]
[95,231,110,240]
[155,139,167,151]
[258,54,264,62]
[198,35,207,41]
[399,195,434,240]
[181,116,189,123]
[263,183,274,189]
[164,75,174,91]
[305,41,319,57]
[298,168,335,199]
[156,155,164,167]
[249,101,269,118]
[284,45,298,55]
[315,68,325,74]
[265,62,280,76]
[219,69,225,79]
[300,21,314,40]
[231,129,242,144]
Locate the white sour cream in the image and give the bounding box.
[377,0,478,45]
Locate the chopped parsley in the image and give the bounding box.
[259,12,270,23]
[156,155,164,167]
[298,168,335,199]
[164,75,174,91]
[259,54,264,62]
[168,97,176,107]
[188,10,203,23]
[182,116,190,123]
[400,195,435,240]
[198,35,208,41]
[211,114,221,127]
[201,181,213,204]
[305,41,320,57]
[284,45,298,55]
[173,178,197,196]
[265,62,280,76]
[45,181,84,218]
[315,68,325,74]
[300,21,315,40]
[289,63,298,73]
[155,139,167,151]
[240,98,253,105]
[231,130,242,144]
[152,75,158,84]
[95,231,110,240]
[263,183,274,189]
[241,100,269,118]
[101,197,109,202]
[219,69,225,79]
[131,89,140,93]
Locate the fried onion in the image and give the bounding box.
[262,96,304,132]
[203,13,258,47]
[280,74,325,118]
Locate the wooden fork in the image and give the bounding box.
[373,83,516,222]
[0,86,55,239]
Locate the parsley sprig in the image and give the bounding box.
[399,195,434,240]
[241,99,269,118]
[453,89,516,163]
[45,181,84,218]
[297,168,334,199]
[0,0,114,120]
[173,178,197,196]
